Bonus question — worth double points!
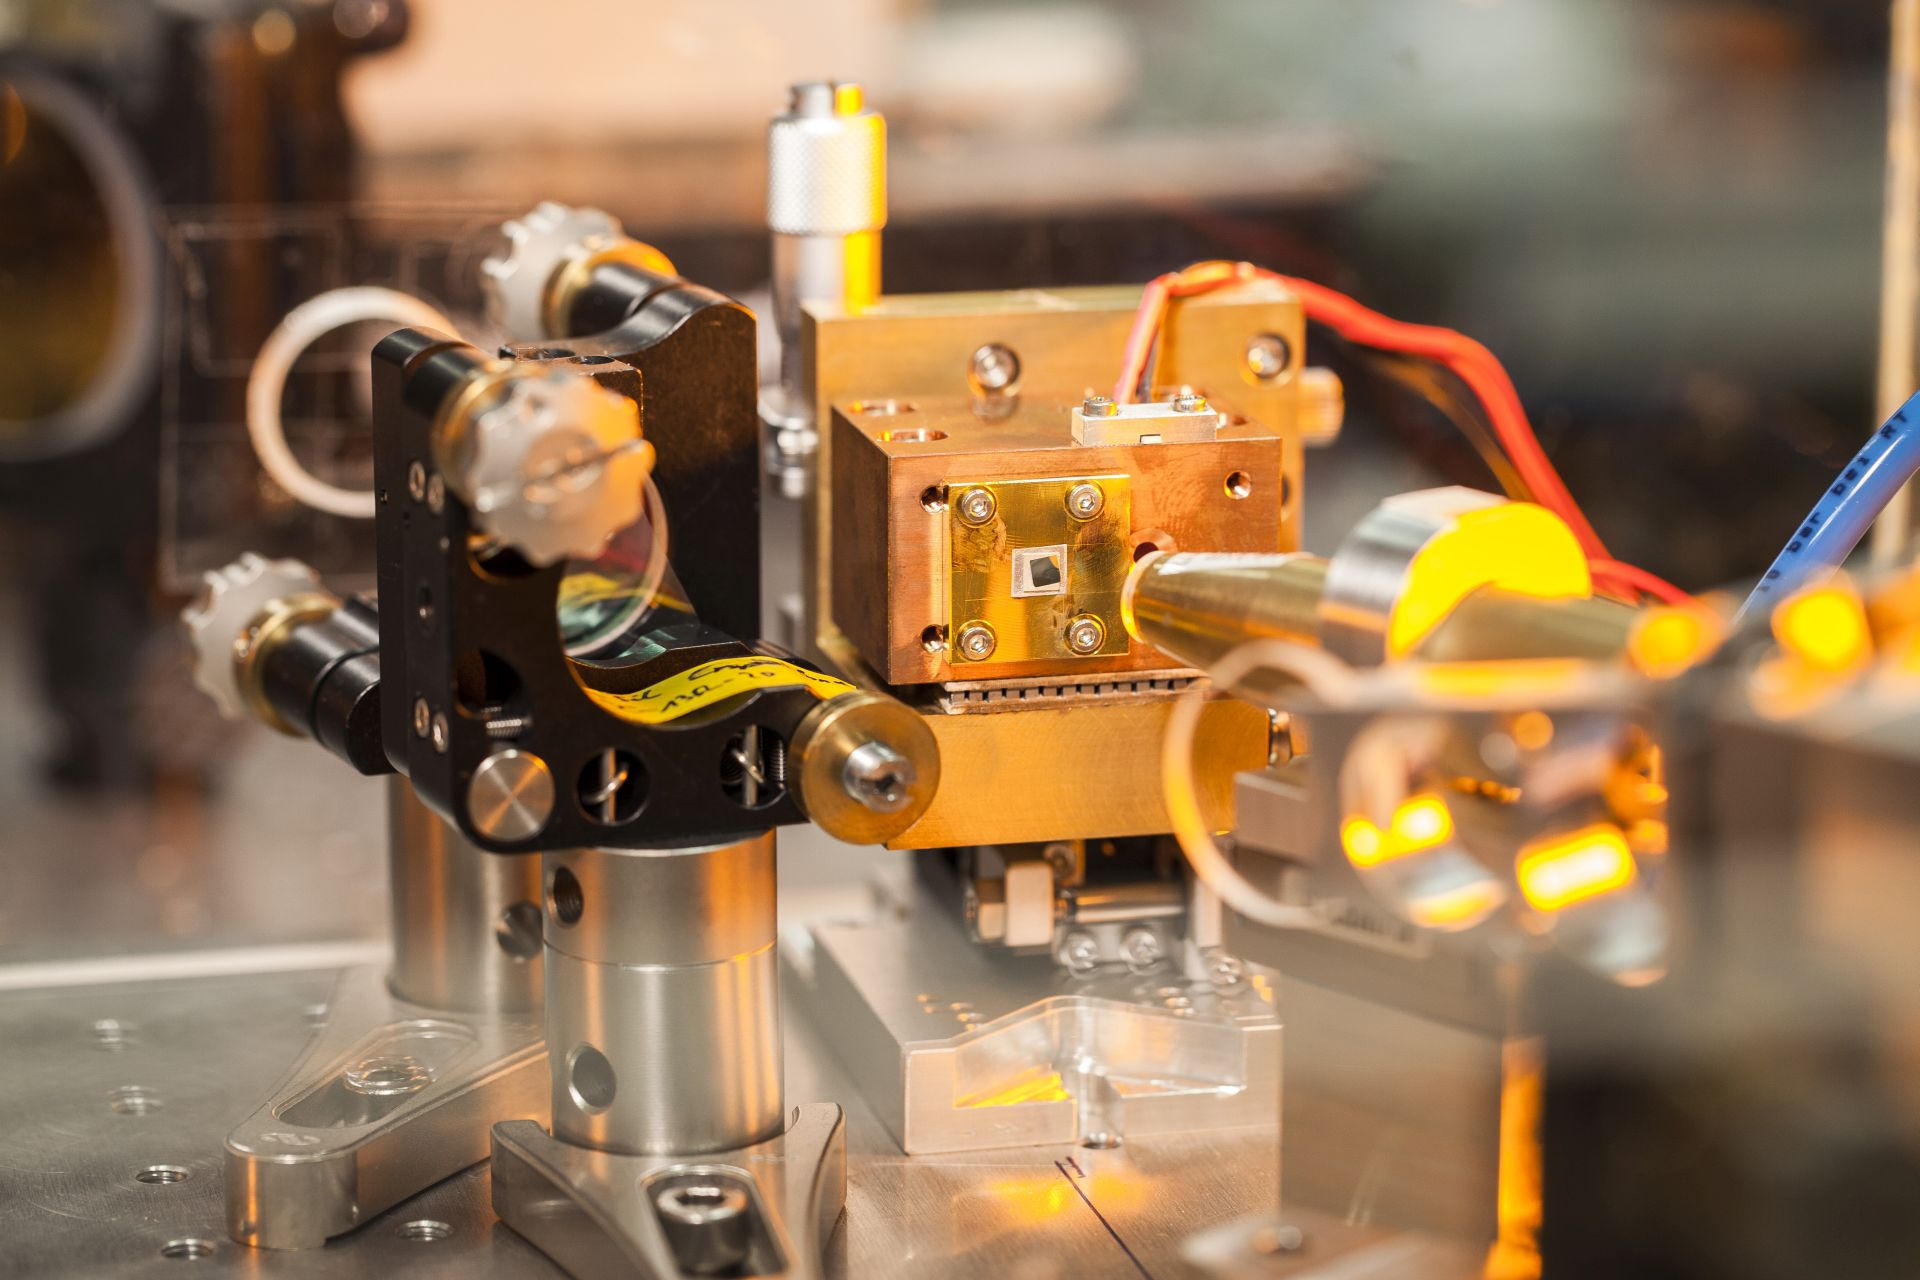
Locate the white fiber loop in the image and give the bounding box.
[246,286,456,519]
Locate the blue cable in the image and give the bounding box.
[1737,387,1920,621]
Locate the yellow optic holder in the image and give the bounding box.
[1319,487,1592,666]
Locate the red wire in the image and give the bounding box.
[1113,262,1689,606]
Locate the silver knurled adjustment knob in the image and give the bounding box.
[480,202,627,342]
[458,370,652,567]
[181,552,328,720]
[767,82,887,237]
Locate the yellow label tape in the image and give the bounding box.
[558,571,637,610]
[585,656,855,726]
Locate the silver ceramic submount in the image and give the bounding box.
[763,81,887,500]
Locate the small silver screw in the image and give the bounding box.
[1058,930,1100,974]
[429,712,449,754]
[1064,481,1104,520]
[425,472,446,514]
[1208,952,1247,990]
[969,343,1020,394]
[1081,394,1117,417]
[1171,392,1208,414]
[843,741,915,814]
[1121,926,1164,972]
[1065,614,1106,655]
[956,487,997,526]
[957,621,997,661]
[1043,842,1077,881]
[407,460,427,501]
[412,697,431,738]
[1245,333,1292,381]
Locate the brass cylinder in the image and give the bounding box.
[1122,551,1638,671]
[1123,552,1329,671]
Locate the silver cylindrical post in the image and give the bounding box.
[386,777,544,1013]
[541,832,783,1156]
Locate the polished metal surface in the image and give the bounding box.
[490,1105,846,1280]
[468,750,558,844]
[223,964,547,1250]
[541,837,783,1157]
[387,780,544,1013]
[220,781,547,1249]
[0,964,560,1278]
[0,933,1316,1279]
[792,868,1279,1155]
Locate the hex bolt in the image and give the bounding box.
[843,741,916,814]
[1065,614,1106,656]
[1171,392,1208,414]
[969,343,1021,394]
[654,1181,752,1276]
[957,621,997,662]
[1244,333,1293,381]
[956,487,997,526]
[412,696,431,738]
[1121,926,1164,971]
[1058,930,1100,975]
[1064,481,1105,520]
[1081,394,1118,417]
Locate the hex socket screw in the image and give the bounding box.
[956,621,997,662]
[956,487,997,526]
[1065,481,1104,520]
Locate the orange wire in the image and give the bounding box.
[1114,262,1688,606]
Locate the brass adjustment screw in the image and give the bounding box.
[1064,481,1104,520]
[956,487,997,526]
[956,621,997,661]
[1065,614,1106,655]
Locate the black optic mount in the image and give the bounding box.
[372,269,813,854]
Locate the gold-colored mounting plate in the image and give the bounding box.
[948,475,1131,666]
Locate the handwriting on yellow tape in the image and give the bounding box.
[585,656,854,726]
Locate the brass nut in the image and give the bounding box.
[790,691,941,845]
[956,487,997,526]
[1065,614,1106,655]
[957,621,997,661]
[1064,481,1105,520]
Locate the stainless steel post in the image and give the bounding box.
[540,833,784,1156]
[387,777,543,1012]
